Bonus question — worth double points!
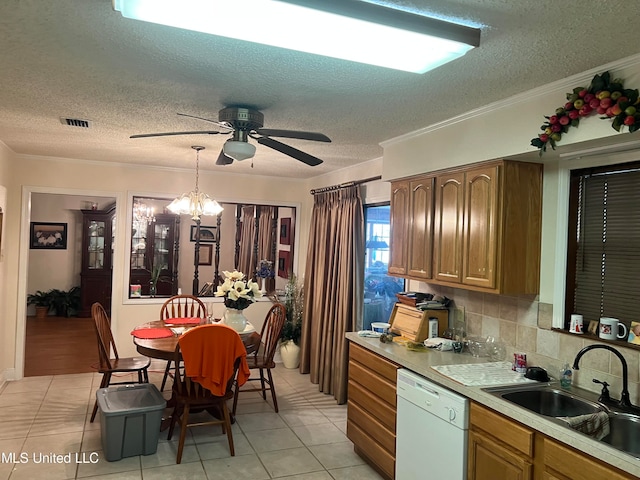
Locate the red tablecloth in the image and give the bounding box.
[131,327,174,339]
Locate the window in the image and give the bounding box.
[565,160,640,336]
[363,204,404,330]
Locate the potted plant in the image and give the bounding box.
[27,290,53,318]
[279,273,303,369]
[49,286,81,317]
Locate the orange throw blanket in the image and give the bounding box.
[179,324,250,396]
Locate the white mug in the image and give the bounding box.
[569,314,583,334]
[599,317,627,340]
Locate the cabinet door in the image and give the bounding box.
[407,178,434,279]
[462,165,499,289]
[433,172,464,283]
[388,181,409,275]
[468,430,533,480]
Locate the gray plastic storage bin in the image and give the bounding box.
[96,384,166,461]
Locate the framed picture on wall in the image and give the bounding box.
[278,250,290,279]
[280,218,291,245]
[190,225,217,243]
[30,222,67,249]
[198,244,213,266]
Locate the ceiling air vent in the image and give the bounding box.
[60,117,91,128]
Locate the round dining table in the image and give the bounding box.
[132,320,260,360]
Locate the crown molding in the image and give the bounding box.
[381,53,640,147]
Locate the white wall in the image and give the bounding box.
[0,142,13,381]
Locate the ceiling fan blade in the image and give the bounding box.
[216,148,234,166]
[257,137,323,166]
[255,129,331,142]
[177,112,234,129]
[130,130,226,139]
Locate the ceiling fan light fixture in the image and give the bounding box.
[223,140,256,161]
[112,0,480,74]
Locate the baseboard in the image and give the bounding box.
[0,367,16,392]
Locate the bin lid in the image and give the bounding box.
[96,384,166,415]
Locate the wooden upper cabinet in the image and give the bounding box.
[462,165,499,289]
[388,180,410,275]
[433,172,464,284]
[391,159,542,295]
[407,178,434,279]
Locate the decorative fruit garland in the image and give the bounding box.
[531,71,640,154]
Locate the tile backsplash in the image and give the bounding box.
[413,282,640,404]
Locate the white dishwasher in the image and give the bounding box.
[396,369,469,480]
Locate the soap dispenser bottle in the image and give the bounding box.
[560,363,572,388]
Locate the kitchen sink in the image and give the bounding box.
[602,412,640,458]
[483,384,606,418]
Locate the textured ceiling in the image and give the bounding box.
[1,1,639,178]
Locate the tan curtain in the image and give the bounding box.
[257,206,276,290]
[299,185,364,404]
[238,206,255,277]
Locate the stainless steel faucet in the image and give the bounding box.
[573,344,634,409]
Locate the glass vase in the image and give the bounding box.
[149,282,157,298]
[223,308,247,332]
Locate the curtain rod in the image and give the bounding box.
[310,175,382,195]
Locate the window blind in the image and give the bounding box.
[573,166,640,327]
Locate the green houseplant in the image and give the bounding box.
[279,274,303,368]
[49,286,81,317]
[27,290,53,318]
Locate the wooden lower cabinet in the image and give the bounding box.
[541,437,634,480]
[469,403,534,480]
[469,402,635,480]
[347,343,400,480]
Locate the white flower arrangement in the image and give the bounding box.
[214,270,262,310]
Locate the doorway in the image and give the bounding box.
[362,204,404,330]
[23,192,116,376]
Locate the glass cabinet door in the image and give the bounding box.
[131,220,148,270]
[153,223,170,270]
[87,220,106,269]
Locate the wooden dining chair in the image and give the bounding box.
[90,302,150,422]
[159,294,207,391]
[167,324,250,464]
[232,303,287,414]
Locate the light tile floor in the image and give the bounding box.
[0,364,384,479]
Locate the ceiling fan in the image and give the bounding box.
[130,106,331,166]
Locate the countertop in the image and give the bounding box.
[346,333,640,478]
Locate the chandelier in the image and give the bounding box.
[167,146,223,220]
[133,200,156,225]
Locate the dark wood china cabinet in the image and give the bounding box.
[79,205,115,317]
[129,213,180,296]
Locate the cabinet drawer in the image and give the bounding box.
[542,438,633,480]
[470,402,533,457]
[347,419,395,479]
[349,360,396,407]
[348,379,396,431]
[350,343,399,383]
[348,400,396,454]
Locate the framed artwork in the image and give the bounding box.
[280,217,291,245]
[190,225,217,243]
[30,222,67,249]
[198,244,213,265]
[628,321,640,345]
[277,250,291,279]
